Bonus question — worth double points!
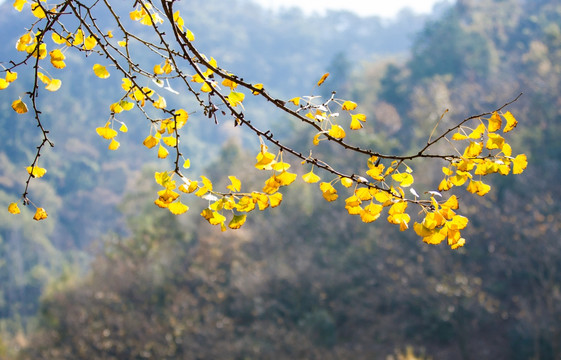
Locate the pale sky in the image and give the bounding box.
[0,0,452,19]
[258,0,452,18]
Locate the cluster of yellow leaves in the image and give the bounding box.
[0,71,17,90]
[154,59,174,75]
[129,4,163,26]
[7,19,102,116]
[191,57,219,93]
[37,72,61,91]
[255,145,296,198]
[414,196,467,249]
[95,119,127,151]
[342,182,408,229]
[152,169,280,231]
[7,201,47,221]
[27,165,47,178]
[289,92,367,146]
[7,0,529,251]
[441,111,527,195]
[141,109,188,158]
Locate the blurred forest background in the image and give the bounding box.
[1,0,560,358]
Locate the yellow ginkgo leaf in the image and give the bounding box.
[49,49,66,69]
[27,165,47,178]
[317,72,329,86]
[96,123,117,140]
[227,176,241,192]
[391,173,414,187]
[45,78,61,91]
[8,202,21,214]
[350,117,363,130]
[185,28,195,41]
[83,35,97,50]
[119,123,128,133]
[200,82,213,92]
[227,91,245,107]
[228,214,247,229]
[5,71,17,83]
[222,77,238,90]
[355,188,373,201]
[352,113,367,122]
[51,33,68,45]
[502,111,518,133]
[143,135,159,149]
[488,111,502,133]
[340,177,353,188]
[468,123,486,139]
[37,72,51,85]
[173,10,185,31]
[467,180,491,196]
[153,95,167,109]
[288,97,300,106]
[512,154,528,175]
[168,201,189,215]
[27,43,47,59]
[183,159,191,169]
[319,182,338,202]
[302,170,321,184]
[11,99,28,114]
[442,167,454,176]
[13,0,27,12]
[162,136,177,147]
[463,141,483,158]
[262,176,280,194]
[93,64,110,79]
[0,79,9,90]
[312,133,322,146]
[120,100,134,111]
[153,64,164,75]
[108,138,120,150]
[31,2,46,18]
[442,195,459,210]
[328,124,346,139]
[451,132,468,141]
[271,161,291,172]
[73,28,84,46]
[276,171,297,186]
[174,109,189,129]
[157,144,169,159]
[269,192,283,208]
[16,32,32,51]
[341,100,357,111]
[486,133,505,150]
[252,83,264,95]
[179,180,198,193]
[110,102,123,113]
[205,210,225,225]
[33,207,48,221]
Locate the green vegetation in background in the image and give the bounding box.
[3,0,561,359]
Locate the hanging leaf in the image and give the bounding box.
[93,64,110,79]
[8,202,21,214]
[317,73,329,86]
[33,207,48,221]
[11,99,28,114]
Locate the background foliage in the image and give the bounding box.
[1,0,560,359]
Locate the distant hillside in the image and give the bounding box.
[0,0,441,341]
